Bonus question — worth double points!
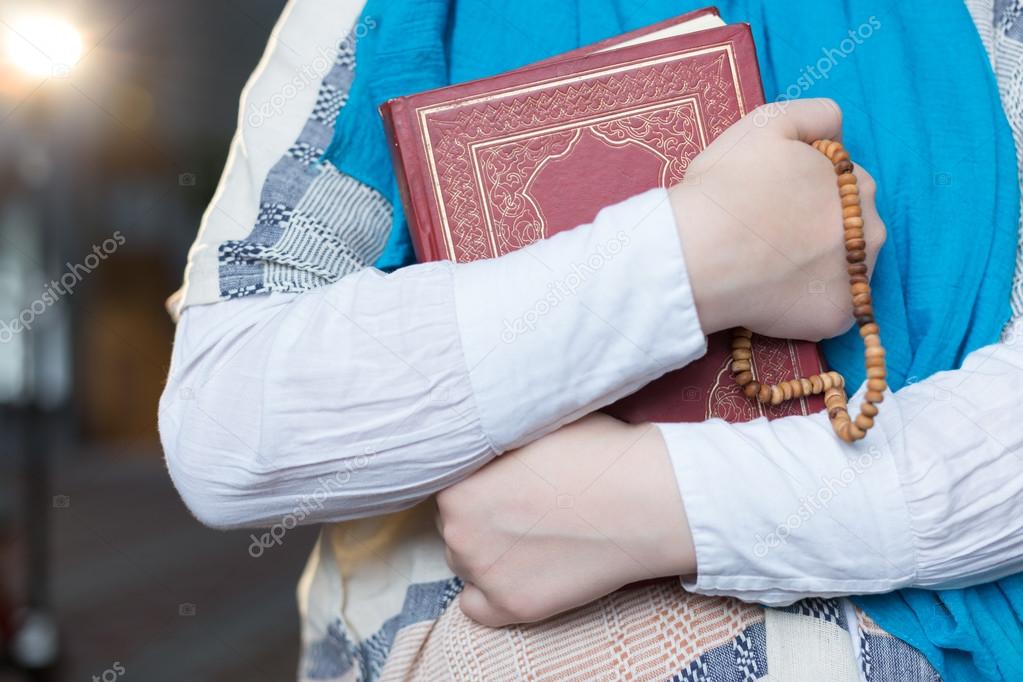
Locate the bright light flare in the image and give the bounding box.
[4,15,83,78]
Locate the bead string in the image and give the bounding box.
[729,139,885,444]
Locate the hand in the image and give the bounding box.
[671,98,886,341]
[437,414,694,627]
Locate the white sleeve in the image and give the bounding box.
[159,188,707,529]
[661,319,1023,606]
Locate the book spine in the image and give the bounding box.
[380,98,441,262]
[734,23,767,112]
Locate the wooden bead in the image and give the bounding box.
[731,140,886,445]
[846,250,867,264]
[789,380,804,398]
[824,388,845,407]
[853,304,873,318]
[837,422,854,443]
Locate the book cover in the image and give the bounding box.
[382,12,826,423]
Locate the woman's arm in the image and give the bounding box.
[159,188,706,528]
[160,99,877,529]
[438,320,1023,625]
[666,321,1023,603]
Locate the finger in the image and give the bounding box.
[458,584,509,627]
[772,98,843,144]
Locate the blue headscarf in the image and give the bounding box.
[325,1,1022,678]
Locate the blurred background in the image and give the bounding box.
[0,1,321,680]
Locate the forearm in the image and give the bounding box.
[662,320,1023,605]
[159,189,706,528]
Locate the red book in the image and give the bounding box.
[381,8,825,423]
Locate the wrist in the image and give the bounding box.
[607,423,698,580]
[669,184,741,336]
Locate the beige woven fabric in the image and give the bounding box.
[378,581,766,682]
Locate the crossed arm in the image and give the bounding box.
[159,98,1023,627]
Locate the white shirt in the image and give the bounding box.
[158,183,1023,607]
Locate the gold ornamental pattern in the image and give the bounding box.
[417,44,744,262]
[707,335,812,419]
[476,101,707,253]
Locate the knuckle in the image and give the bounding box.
[854,167,877,197]
[440,522,468,554]
[437,482,471,518]
[754,102,782,119]
[812,97,843,130]
[748,102,783,130]
[488,592,529,622]
[874,219,888,247]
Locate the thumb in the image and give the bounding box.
[757,98,843,144]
